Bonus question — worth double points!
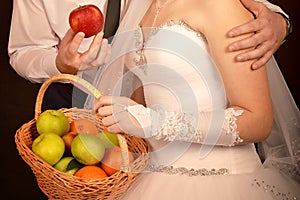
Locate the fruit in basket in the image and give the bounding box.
[66,167,80,175]
[32,133,65,166]
[62,131,78,156]
[71,134,105,165]
[70,119,99,135]
[36,109,70,136]
[100,146,134,176]
[54,156,83,175]
[74,165,107,179]
[97,131,119,149]
[69,4,104,38]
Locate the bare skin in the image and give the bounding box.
[55,29,111,74]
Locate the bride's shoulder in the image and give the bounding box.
[199,0,247,13]
[197,0,253,26]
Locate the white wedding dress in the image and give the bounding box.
[85,2,300,199]
[112,21,300,200]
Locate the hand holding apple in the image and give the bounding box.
[55,28,111,75]
[69,4,104,38]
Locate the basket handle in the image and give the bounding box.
[34,74,101,118]
[34,74,131,172]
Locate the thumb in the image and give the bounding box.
[239,0,260,17]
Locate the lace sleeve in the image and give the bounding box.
[127,105,244,147]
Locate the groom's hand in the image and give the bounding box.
[227,0,288,70]
[56,29,111,74]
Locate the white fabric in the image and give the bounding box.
[85,0,300,199]
[259,57,300,181]
[8,0,130,83]
[122,168,300,200]
[127,103,245,146]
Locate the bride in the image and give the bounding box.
[87,0,300,199]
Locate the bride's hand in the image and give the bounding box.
[94,96,148,138]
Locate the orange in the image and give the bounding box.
[70,118,99,135]
[74,165,107,179]
[100,146,134,176]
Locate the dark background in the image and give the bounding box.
[0,1,299,199]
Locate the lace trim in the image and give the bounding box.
[148,20,207,43]
[147,165,229,176]
[223,108,244,146]
[134,28,147,66]
[134,20,208,67]
[152,111,203,143]
[151,108,244,146]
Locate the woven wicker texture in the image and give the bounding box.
[15,74,150,200]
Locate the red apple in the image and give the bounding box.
[62,131,78,156]
[69,4,104,38]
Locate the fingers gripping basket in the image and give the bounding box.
[15,74,150,200]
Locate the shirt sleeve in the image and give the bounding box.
[8,0,62,83]
[255,0,289,18]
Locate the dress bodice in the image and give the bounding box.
[123,20,262,174]
[126,20,227,113]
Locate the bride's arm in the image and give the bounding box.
[201,0,273,143]
[95,95,245,146]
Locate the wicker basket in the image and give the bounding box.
[15,74,150,200]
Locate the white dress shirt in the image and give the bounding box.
[7,0,286,83]
[8,0,130,83]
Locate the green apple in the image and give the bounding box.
[97,131,119,149]
[65,168,80,175]
[36,109,70,136]
[32,133,65,166]
[54,156,74,171]
[54,156,83,175]
[71,134,105,165]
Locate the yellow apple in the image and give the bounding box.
[54,156,83,175]
[97,131,119,149]
[36,109,70,136]
[65,168,80,175]
[32,133,65,165]
[71,134,105,165]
